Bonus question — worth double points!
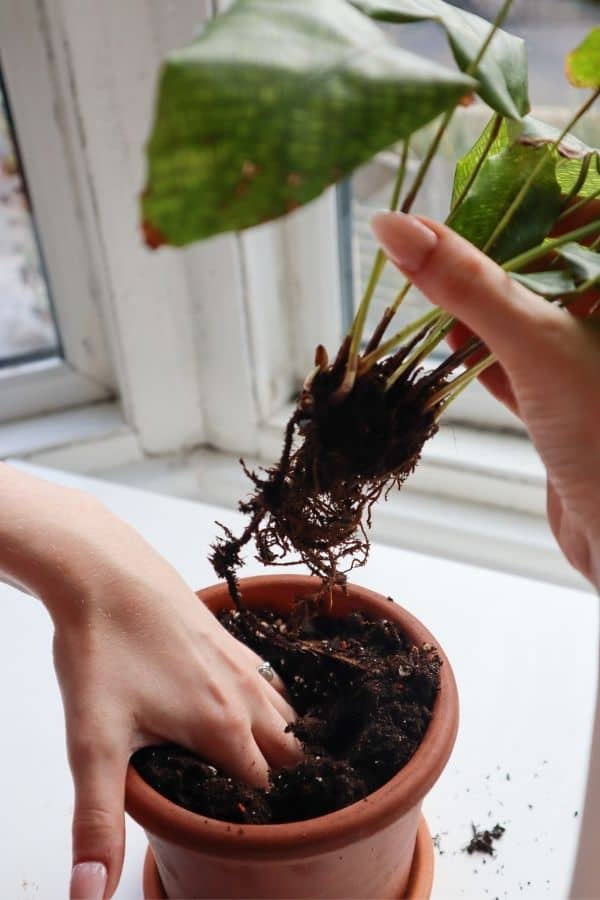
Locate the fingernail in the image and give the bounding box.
[370,211,438,273]
[70,862,107,900]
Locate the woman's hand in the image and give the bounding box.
[0,466,301,899]
[371,211,600,590]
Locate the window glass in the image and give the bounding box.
[343,0,600,359]
[0,68,60,368]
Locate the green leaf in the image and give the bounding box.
[349,0,529,119]
[566,27,600,89]
[142,0,475,247]
[555,242,600,284]
[451,113,507,206]
[510,270,577,297]
[452,114,600,211]
[510,116,600,200]
[450,143,563,262]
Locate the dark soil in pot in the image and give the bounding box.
[132,605,441,825]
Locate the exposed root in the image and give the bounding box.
[210,352,453,601]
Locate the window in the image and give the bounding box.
[0,69,60,368]
[0,2,115,426]
[341,0,600,432]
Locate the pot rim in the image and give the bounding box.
[126,574,459,859]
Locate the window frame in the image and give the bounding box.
[0,0,115,420]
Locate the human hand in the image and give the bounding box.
[0,469,301,899]
[371,211,600,590]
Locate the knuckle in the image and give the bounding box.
[206,702,248,739]
[73,806,120,854]
[458,253,486,285]
[205,679,229,709]
[237,667,263,698]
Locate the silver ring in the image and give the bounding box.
[257,661,274,683]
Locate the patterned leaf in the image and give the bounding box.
[350,0,529,119]
[450,143,562,263]
[142,0,475,247]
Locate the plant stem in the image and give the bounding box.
[344,0,516,371]
[558,154,592,214]
[482,88,600,256]
[401,0,513,216]
[399,109,454,216]
[360,308,442,372]
[362,111,504,354]
[385,312,454,390]
[503,217,600,271]
[346,141,411,372]
[428,352,497,412]
[364,279,415,354]
[371,114,502,348]
[558,184,600,221]
[446,113,503,225]
[365,114,503,351]
[390,139,410,212]
[560,276,599,306]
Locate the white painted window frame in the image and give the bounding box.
[0,0,114,421]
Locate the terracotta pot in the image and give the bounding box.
[126,575,459,899]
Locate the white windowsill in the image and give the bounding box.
[4,402,587,592]
[91,423,586,593]
[0,401,141,470]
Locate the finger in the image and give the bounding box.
[237,642,288,694]
[252,705,303,770]
[262,680,297,722]
[370,211,565,375]
[68,730,128,899]
[201,716,270,788]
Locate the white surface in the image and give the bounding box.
[0,463,596,899]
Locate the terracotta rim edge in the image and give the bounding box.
[127,575,459,859]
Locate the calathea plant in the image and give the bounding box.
[142,0,600,602]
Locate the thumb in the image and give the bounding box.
[370,211,564,375]
[68,730,128,899]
